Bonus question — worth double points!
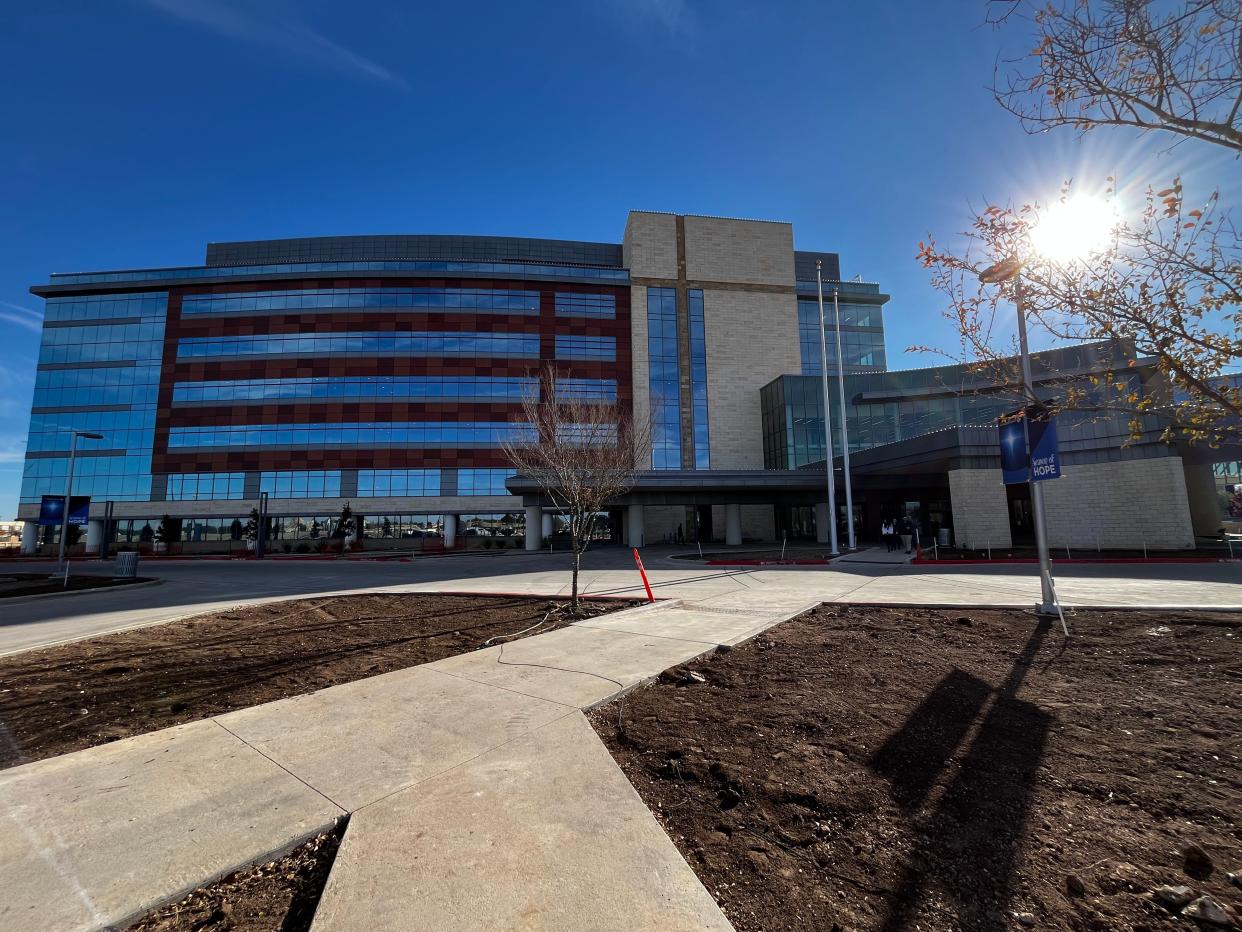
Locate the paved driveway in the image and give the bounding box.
[2,547,1239,656]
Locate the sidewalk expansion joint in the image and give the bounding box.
[210,719,349,814]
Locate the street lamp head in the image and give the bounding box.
[76,431,104,440]
[979,256,1023,284]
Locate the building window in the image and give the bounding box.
[166,473,245,501]
[555,293,616,319]
[646,288,682,469]
[259,471,343,498]
[555,335,616,361]
[169,422,534,450]
[688,290,710,469]
[553,378,617,404]
[797,299,887,375]
[357,469,441,497]
[171,376,538,405]
[43,292,168,323]
[176,331,540,360]
[458,468,516,496]
[181,287,541,316]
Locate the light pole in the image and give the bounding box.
[979,259,1056,614]
[830,288,856,550]
[56,429,104,577]
[814,261,840,555]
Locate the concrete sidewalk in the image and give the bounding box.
[4,549,1239,656]
[1,598,812,931]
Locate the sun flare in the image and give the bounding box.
[1023,193,1122,265]
[1028,194,1119,264]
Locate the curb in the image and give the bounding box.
[0,577,163,607]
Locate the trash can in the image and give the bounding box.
[115,551,140,579]
[937,528,952,547]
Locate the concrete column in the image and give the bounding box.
[725,503,742,546]
[815,502,831,544]
[85,519,104,555]
[443,514,457,549]
[524,505,542,551]
[21,521,38,555]
[627,505,645,548]
[542,512,553,539]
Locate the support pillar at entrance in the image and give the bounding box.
[86,519,104,555]
[524,506,541,551]
[542,512,553,539]
[725,504,742,546]
[627,505,645,548]
[21,521,37,555]
[443,514,458,549]
[815,503,831,544]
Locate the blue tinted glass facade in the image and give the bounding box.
[168,422,533,450]
[555,335,616,361]
[553,378,617,403]
[39,322,165,364]
[762,345,1146,468]
[166,473,246,501]
[171,376,539,405]
[688,290,710,469]
[176,332,540,359]
[260,471,343,498]
[797,299,887,376]
[646,288,681,469]
[43,292,167,322]
[49,260,629,286]
[457,468,516,495]
[555,293,616,318]
[181,287,541,316]
[21,293,167,504]
[357,469,441,497]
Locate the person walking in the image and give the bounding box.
[899,514,914,555]
[882,519,895,552]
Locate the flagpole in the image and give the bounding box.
[815,261,839,555]
[831,288,856,550]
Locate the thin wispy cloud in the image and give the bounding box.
[608,0,696,36]
[140,0,409,90]
[0,301,43,334]
[0,437,27,466]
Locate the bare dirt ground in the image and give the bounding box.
[591,605,1242,931]
[0,593,628,768]
[127,825,343,932]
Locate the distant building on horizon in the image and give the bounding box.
[15,212,1235,555]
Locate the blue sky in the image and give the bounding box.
[0,0,1232,517]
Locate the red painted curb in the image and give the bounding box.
[705,559,830,566]
[913,556,1239,565]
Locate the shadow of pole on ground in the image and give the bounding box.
[869,618,1056,931]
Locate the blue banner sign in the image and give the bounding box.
[1028,417,1061,482]
[39,495,90,526]
[999,419,1028,485]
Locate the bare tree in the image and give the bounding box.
[991,1,1242,154]
[502,366,650,615]
[916,2,1242,443]
[918,182,1242,443]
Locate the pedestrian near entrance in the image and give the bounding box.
[899,514,914,554]
[882,519,895,552]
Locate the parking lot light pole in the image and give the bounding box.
[979,259,1056,614]
[56,430,104,577]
